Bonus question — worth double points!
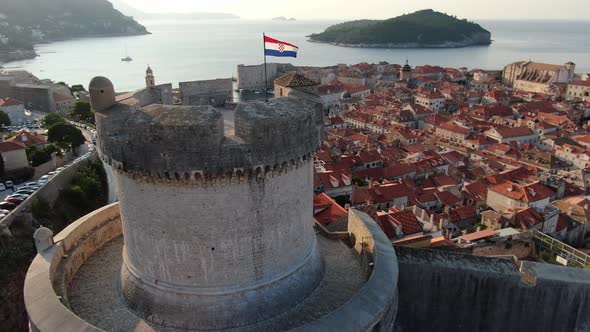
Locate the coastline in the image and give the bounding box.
[307,39,492,49]
[0,31,151,67]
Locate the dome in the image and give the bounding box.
[89,76,116,112]
[341,91,351,99]
[89,76,114,91]
[146,66,153,74]
[33,226,53,240]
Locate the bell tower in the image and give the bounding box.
[145,66,155,87]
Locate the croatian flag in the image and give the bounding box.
[264,35,299,58]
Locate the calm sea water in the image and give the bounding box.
[3,19,590,92]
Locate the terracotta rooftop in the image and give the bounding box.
[274,72,318,88]
[0,97,24,107]
[459,229,498,242]
[0,141,26,152]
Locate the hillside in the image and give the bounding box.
[0,0,149,63]
[309,10,491,48]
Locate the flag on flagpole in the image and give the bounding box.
[264,35,299,58]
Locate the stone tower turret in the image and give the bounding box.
[145,65,155,87]
[401,59,413,81]
[89,77,325,330]
[88,76,116,112]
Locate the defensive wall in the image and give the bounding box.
[0,152,98,237]
[179,78,232,107]
[237,63,295,90]
[24,206,399,331]
[395,246,590,332]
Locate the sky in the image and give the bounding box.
[117,0,590,20]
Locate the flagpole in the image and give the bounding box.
[263,32,268,102]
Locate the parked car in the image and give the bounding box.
[14,189,35,195]
[5,197,24,205]
[7,193,29,200]
[56,167,65,172]
[0,183,5,191]
[0,202,16,211]
[0,209,11,214]
[38,175,50,185]
[25,182,38,187]
[5,181,14,189]
[19,185,39,191]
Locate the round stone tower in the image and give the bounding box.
[90,77,325,330]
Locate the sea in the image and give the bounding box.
[2,19,590,92]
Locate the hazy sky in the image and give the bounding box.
[118,0,590,20]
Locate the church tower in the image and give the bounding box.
[400,59,413,81]
[145,66,155,87]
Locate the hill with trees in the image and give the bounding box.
[309,9,491,48]
[0,0,149,63]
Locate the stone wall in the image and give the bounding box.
[24,203,121,332]
[0,153,97,237]
[95,98,323,178]
[179,78,232,106]
[115,158,324,329]
[395,246,590,332]
[471,239,534,259]
[237,63,295,90]
[296,209,398,332]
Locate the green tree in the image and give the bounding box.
[42,113,66,128]
[0,110,11,127]
[47,122,85,153]
[70,84,86,93]
[70,101,94,124]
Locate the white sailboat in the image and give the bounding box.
[121,45,133,62]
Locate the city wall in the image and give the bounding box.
[0,153,98,237]
[179,78,232,106]
[24,203,121,332]
[395,246,590,332]
[237,63,295,90]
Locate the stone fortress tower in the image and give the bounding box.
[90,76,325,329]
[23,74,398,332]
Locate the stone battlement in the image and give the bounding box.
[93,81,323,181]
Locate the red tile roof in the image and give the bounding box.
[0,141,26,152]
[0,97,24,107]
[459,229,498,242]
[388,210,423,236]
[313,193,348,226]
[489,181,554,203]
[6,130,47,147]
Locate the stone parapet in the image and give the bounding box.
[95,97,322,181]
[24,203,121,332]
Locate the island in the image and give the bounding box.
[272,16,297,21]
[0,0,150,63]
[308,9,491,48]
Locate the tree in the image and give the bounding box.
[70,101,94,124]
[0,110,11,127]
[47,122,85,153]
[42,113,66,128]
[70,84,86,93]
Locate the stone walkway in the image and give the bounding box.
[68,234,365,331]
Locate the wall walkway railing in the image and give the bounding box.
[532,230,590,269]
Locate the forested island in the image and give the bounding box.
[0,0,149,63]
[308,9,491,48]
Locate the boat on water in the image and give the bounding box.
[121,46,132,62]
